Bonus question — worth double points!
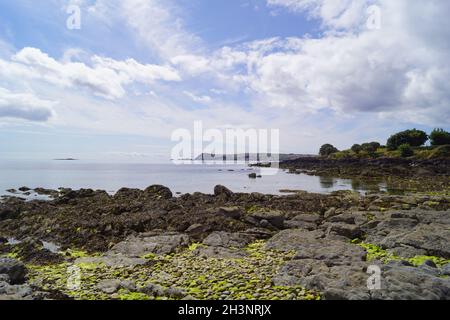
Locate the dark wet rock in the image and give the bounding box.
[185,224,207,234]
[34,188,59,197]
[214,185,233,199]
[18,187,31,192]
[0,205,20,220]
[11,240,64,265]
[422,260,437,268]
[249,210,285,229]
[259,219,269,228]
[145,185,173,199]
[6,189,17,194]
[248,173,257,179]
[323,223,363,239]
[111,232,189,257]
[114,188,143,199]
[216,207,242,219]
[0,258,27,285]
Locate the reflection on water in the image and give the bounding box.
[0,160,390,196]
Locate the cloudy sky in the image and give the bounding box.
[0,0,449,161]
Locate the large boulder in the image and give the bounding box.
[213,185,233,199]
[144,185,173,199]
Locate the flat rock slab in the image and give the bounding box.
[203,231,256,248]
[111,233,190,257]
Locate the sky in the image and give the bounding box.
[0,0,449,161]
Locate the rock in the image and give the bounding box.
[259,219,269,228]
[324,207,337,219]
[185,224,206,234]
[328,213,356,224]
[217,207,242,219]
[323,223,363,239]
[120,280,137,292]
[284,220,316,230]
[96,279,122,294]
[248,173,257,179]
[441,263,450,276]
[165,287,185,299]
[75,254,147,268]
[0,282,34,300]
[145,185,173,199]
[140,283,166,296]
[214,185,233,199]
[293,214,321,224]
[0,274,9,282]
[0,258,27,285]
[250,210,285,229]
[421,260,437,268]
[18,187,31,192]
[203,231,255,248]
[371,222,450,258]
[195,246,247,259]
[111,233,190,257]
[0,206,19,220]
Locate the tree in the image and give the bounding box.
[351,144,362,154]
[387,129,428,150]
[430,128,450,146]
[399,144,414,158]
[361,142,381,153]
[319,144,339,157]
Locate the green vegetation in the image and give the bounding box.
[430,128,450,146]
[353,241,450,267]
[387,129,428,151]
[398,144,414,158]
[325,128,449,159]
[26,242,319,301]
[319,144,339,157]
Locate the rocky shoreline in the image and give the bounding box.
[1,174,449,300]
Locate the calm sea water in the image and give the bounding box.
[0,160,387,197]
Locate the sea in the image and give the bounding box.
[0,159,387,198]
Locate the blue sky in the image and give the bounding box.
[0,0,449,161]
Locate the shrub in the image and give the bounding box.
[319,144,339,157]
[361,142,381,153]
[429,128,450,146]
[387,129,428,150]
[398,144,414,158]
[351,144,362,154]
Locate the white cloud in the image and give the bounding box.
[183,91,212,104]
[0,47,180,100]
[120,0,203,59]
[0,87,55,122]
